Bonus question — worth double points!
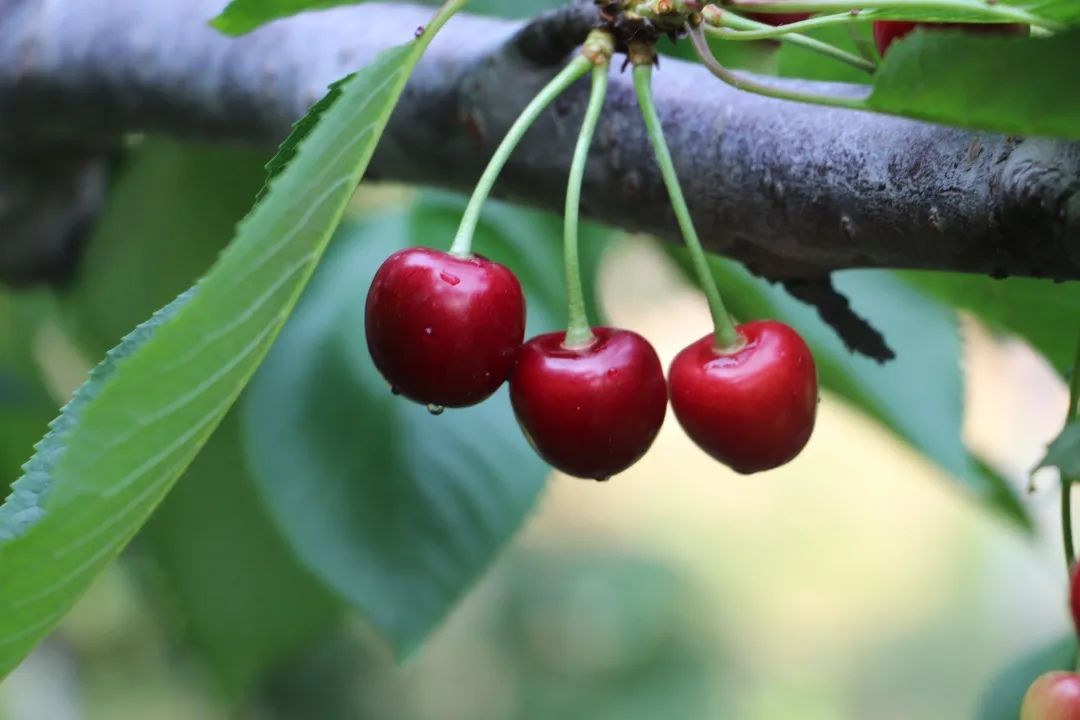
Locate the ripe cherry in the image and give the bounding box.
[669,320,818,474]
[1070,564,1080,635]
[745,12,811,26]
[365,247,525,409]
[872,20,1028,57]
[1021,672,1080,719]
[509,328,667,481]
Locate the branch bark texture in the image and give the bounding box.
[1,0,1078,281]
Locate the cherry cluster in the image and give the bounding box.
[1020,569,1080,718]
[365,247,818,481]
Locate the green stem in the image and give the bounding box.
[450,56,592,257]
[632,62,741,350]
[707,9,884,40]
[1063,334,1080,573]
[689,24,870,111]
[706,13,876,73]
[720,0,1061,31]
[562,64,610,349]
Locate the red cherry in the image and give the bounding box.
[365,247,525,408]
[1021,672,1080,720]
[1070,564,1080,635]
[873,20,1029,57]
[745,12,812,26]
[669,320,818,474]
[509,328,667,480]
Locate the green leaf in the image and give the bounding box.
[976,636,1077,720]
[213,0,371,35]
[674,252,1030,529]
[144,411,341,696]
[0,4,460,678]
[58,139,340,695]
[242,195,608,657]
[900,272,1080,378]
[868,29,1080,139]
[1040,423,1080,478]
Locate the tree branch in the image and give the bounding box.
[1,0,1078,282]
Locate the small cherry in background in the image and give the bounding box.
[1071,563,1080,635]
[365,247,525,409]
[510,328,667,481]
[669,320,818,474]
[1021,672,1080,719]
[873,20,1028,57]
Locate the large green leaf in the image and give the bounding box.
[213,0,563,35]
[242,195,608,657]
[901,273,1080,378]
[0,2,462,678]
[674,252,1029,528]
[58,139,341,695]
[976,636,1077,720]
[868,29,1080,139]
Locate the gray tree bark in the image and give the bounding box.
[0,0,1078,285]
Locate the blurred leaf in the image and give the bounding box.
[62,141,267,349]
[672,251,1029,529]
[243,195,609,657]
[976,636,1077,720]
[901,273,1080,378]
[0,15,453,677]
[145,412,341,696]
[0,295,53,498]
[868,30,1080,139]
[59,139,340,695]
[1040,423,1080,478]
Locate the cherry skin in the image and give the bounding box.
[1021,672,1080,720]
[745,12,811,26]
[509,328,667,481]
[1070,564,1080,635]
[669,320,818,474]
[365,247,525,409]
[873,20,1028,57]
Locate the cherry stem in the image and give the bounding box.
[705,11,876,73]
[563,58,611,349]
[450,55,593,258]
[688,24,870,111]
[1063,333,1080,573]
[719,0,1061,31]
[632,61,741,350]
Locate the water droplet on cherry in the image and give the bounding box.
[427,404,445,416]
[390,385,401,396]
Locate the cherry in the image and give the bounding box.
[1021,672,1080,719]
[745,12,812,27]
[1071,564,1080,635]
[365,247,525,409]
[668,320,817,474]
[873,20,1028,57]
[509,328,667,480]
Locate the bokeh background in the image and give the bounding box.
[0,1,1076,718]
[0,186,1073,719]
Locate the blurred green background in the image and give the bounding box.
[0,2,1077,719]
